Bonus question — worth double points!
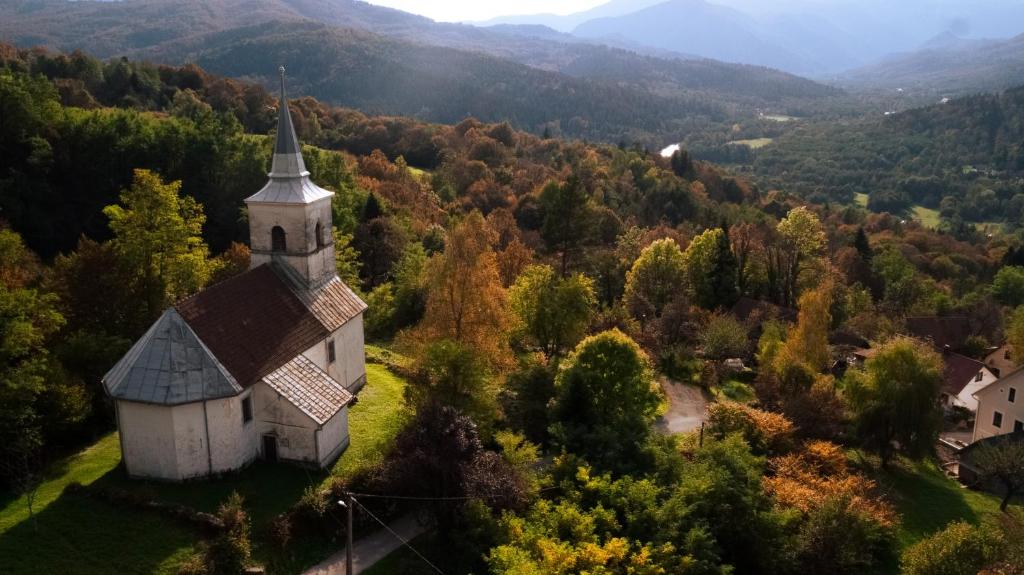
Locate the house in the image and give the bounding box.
[972,366,1024,442]
[103,70,367,481]
[939,350,997,413]
[984,344,1016,378]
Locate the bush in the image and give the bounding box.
[706,402,795,455]
[901,521,1004,575]
[205,492,252,575]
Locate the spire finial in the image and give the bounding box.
[268,65,308,178]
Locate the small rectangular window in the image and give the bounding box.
[242,396,252,424]
[1015,421,1023,433]
[975,371,983,382]
[993,411,1003,428]
[1010,387,1017,403]
[328,340,336,363]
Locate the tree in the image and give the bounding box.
[670,148,694,179]
[699,314,749,360]
[103,169,215,320]
[332,229,362,295]
[379,404,526,534]
[352,216,407,289]
[845,337,944,467]
[992,266,1024,307]
[778,281,833,373]
[684,227,739,309]
[540,176,592,276]
[508,265,596,357]
[549,330,660,473]
[901,521,1005,575]
[767,207,826,307]
[624,238,686,320]
[418,212,511,366]
[407,339,498,428]
[1007,306,1024,365]
[706,402,794,455]
[969,437,1024,511]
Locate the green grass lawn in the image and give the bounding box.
[0,362,410,574]
[712,379,756,404]
[729,137,773,149]
[911,205,941,229]
[854,192,869,208]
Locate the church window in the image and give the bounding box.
[242,396,253,424]
[271,226,287,252]
[328,339,336,363]
[316,222,324,249]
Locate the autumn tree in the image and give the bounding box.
[700,313,749,360]
[845,337,944,467]
[624,238,686,320]
[418,211,511,367]
[1007,306,1024,364]
[993,266,1024,307]
[508,265,596,357]
[684,226,738,309]
[549,329,660,473]
[767,207,826,307]
[777,281,833,373]
[103,169,216,320]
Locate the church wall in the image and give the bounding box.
[303,316,367,392]
[248,198,335,285]
[253,381,318,464]
[317,407,350,467]
[117,400,179,480]
[204,392,259,473]
[171,402,211,479]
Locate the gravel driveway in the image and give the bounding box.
[656,378,710,434]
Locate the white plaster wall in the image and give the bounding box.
[204,392,259,473]
[171,402,210,480]
[302,315,366,392]
[248,198,335,284]
[253,381,318,464]
[952,368,997,412]
[973,376,1024,441]
[317,407,350,467]
[117,400,178,480]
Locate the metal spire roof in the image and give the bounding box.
[246,67,333,205]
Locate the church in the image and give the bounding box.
[103,70,367,481]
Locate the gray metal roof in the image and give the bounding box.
[263,355,354,425]
[246,68,333,205]
[103,309,242,405]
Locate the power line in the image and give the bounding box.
[348,486,559,502]
[351,496,446,575]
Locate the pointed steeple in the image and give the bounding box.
[269,66,309,179]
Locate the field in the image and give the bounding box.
[911,205,942,229]
[0,363,409,575]
[729,137,774,149]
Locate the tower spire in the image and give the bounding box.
[269,66,308,178]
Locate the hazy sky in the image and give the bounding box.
[364,0,608,22]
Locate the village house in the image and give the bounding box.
[103,70,367,481]
[939,350,997,413]
[972,366,1024,442]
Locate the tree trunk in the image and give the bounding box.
[1000,484,1016,511]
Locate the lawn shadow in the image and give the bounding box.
[0,482,197,575]
[874,458,981,544]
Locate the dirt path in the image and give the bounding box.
[656,378,710,434]
[304,513,428,575]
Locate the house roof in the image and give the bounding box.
[262,355,354,425]
[906,316,972,351]
[245,69,332,205]
[103,309,242,405]
[942,352,986,397]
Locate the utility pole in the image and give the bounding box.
[339,494,354,575]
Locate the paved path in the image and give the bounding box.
[656,378,710,434]
[304,514,428,575]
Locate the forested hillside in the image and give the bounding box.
[702,86,1024,230]
[3,45,1024,575]
[0,0,839,145]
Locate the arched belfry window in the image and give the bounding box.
[315,222,324,249]
[271,226,287,252]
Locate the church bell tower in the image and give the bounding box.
[245,67,336,287]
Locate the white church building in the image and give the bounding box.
[103,70,367,481]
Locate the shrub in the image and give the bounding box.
[706,402,795,455]
[901,521,1004,575]
[205,492,252,575]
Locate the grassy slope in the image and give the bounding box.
[0,362,409,575]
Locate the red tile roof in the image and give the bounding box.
[263,355,354,424]
[176,265,328,388]
[906,316,972,351]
